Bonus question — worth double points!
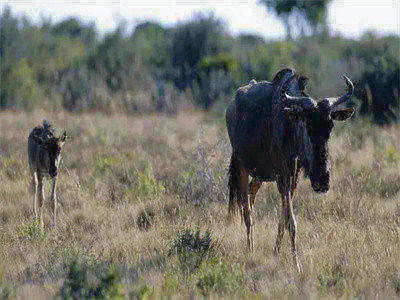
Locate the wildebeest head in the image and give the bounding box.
[33,131,68,177]
[282,75,355,193]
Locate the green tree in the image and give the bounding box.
[0,7,41,109]
[259,0,332,39]
[131,21,170,77]
[169,14,227,89]
[87,26,135,92]
[51,17,97,48]
[3,58,39,110]
[0,6,20,107]
[350,33,400,124]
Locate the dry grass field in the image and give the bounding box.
[0,110,400,298]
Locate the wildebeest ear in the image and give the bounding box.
[272,68,295,87]
[331,107,355,121]
[32,135,44,144]
[298,76,309,91]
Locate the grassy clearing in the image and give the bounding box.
[0,110,399,298]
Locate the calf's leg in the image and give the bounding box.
[31,171,38,220]
[37,174,44,231]
[248,178,262,210]
[51,176,57,228]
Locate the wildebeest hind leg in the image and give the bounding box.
[237,167,252,251]
[227,155,253,251]
[228,154,239,218]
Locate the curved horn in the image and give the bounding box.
[283,93,316,112]
[330,75,354,108]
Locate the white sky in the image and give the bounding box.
[2,0,399,39]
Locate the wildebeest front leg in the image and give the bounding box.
[273,194,286,255]
[51,176,57,228]
[274,188,302,272]
[31,171,39,220]
[287,190,302,272]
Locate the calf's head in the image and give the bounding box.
[283,75,355,193]
[33,131,68,177]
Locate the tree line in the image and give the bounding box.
[0,5,398,124]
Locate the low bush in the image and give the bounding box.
[17,218,46,240]
[197,260,245,296]
[59,258,125,299]
[168,228,214,278]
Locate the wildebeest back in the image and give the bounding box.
[235,80,274,116]
[227,80,278,181]
[28,121,56,175]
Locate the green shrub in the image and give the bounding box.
[197,260,245,296]
[59,258,125,299]
[91,265,125,299]
[124,161,165,202]
[59,258,91,299]
[162,269,179,296]
[168,228,214,278]
[130,284,153,299]
[17,218,46,240]
[392,271,400,295]
[317,262,346,296]
[385,145,400,164]
[0,265,15,299]
[95,154,120,175]
[134,163,165,200]
[0,283,14,299]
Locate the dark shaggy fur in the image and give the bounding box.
[28,120,68,231]
[226,68,355,272]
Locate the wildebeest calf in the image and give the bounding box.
[28,120,67,230]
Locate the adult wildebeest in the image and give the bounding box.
[28,120,68,231]
[226,68,354,272]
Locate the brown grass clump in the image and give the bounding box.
[0,110,399,298]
